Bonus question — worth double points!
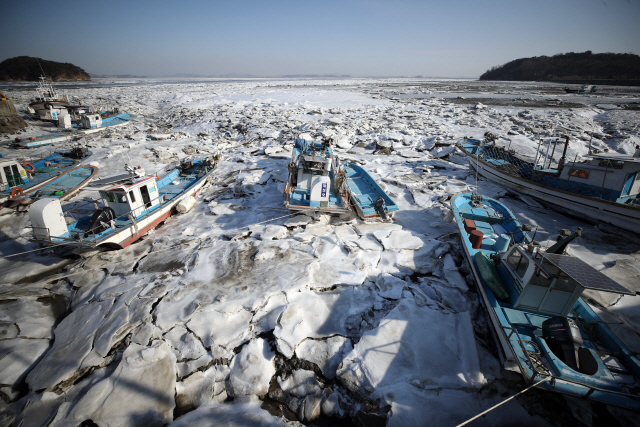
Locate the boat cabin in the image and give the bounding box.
[291,140,335,208]
[99,176,160,218]
[80,114,103,130]
[0,161,29,191]
[538,148,640,206]
[502,246,633,317]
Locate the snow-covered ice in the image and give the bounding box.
[0,77,639,426]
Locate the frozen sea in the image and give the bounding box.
[1,77,640,427]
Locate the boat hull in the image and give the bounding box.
[340,162,399,219]
[452,192,640,411]
[31,162,215,249]
[11,132,74,148]
[466,152,640,233]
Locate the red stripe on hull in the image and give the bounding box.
[109,209,173,249]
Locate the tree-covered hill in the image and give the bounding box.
[480,51,640,82]
[0,56,90,81]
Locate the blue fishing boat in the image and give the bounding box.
[29,155,220,249]
[457,137,640,232]
[11,131,74,148]
[1,148,92,207]
[283,139,350,215]
[451,192,640,410]
[75,111,136,134]
[339,162,399,219]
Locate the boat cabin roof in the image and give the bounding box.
[0,160,19,168]
[105,176,155,192]
[540,252,633,295]
[588,152,640,164]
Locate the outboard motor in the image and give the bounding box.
[69,147,88,159]
[374,197,387,219]
[84,207,116,237]
[542,316,583,371]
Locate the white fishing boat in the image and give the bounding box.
[458,137,640,232]
[29,155,220,249]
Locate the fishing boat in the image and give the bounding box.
[457,137,640,232]
[74,110,136,134]
[564,84,597,94]
[29,155,220,249]
[28,76,70,121]
[11,131,74,148]
[0,148,92,207]
[451,192,640,410]
[339,161,399,219]
[6,164,98,210]
[283,138,350,215]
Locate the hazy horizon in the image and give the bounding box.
[3,0,639,78]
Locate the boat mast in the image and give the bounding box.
[557,135,570,173]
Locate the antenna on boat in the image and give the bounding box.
[36,58,46,78]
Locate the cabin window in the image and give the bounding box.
[568,168,590,179]
[109,191,128,203]
[553,274,577,293]
[507,249,529,278]
[528,270,552,288]
[597,160,624,169]
[129,191,136,202]
[105,192,115,203]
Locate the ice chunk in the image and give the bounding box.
[228,338,275,397]
[278,369,321,398]
[274,287,374,358]
[376,274,407,300]
[295,336,353,379]
[337,297,484,392]
[64,341,176,426]
[187,306,252,352]
[377,230,425,251]
[27,299,113,391]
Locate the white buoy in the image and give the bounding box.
[176,196,196,214]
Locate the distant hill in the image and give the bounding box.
[0,56,90,81]
[480,51,640,83]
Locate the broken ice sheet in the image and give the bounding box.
[338,296,485,393]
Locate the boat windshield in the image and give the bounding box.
[105,190,128,204]
[506,248,529,278]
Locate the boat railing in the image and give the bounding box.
[468,144,628,204]
[501,325,640,403]
[30,224,100,248]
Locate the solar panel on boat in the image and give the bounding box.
[540,253,633,295]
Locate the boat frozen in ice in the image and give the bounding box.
[458,136,640,232]
[283,139,398,219]
[1,147,93,207]
[28,76,70,121]
[72,110,136,134]
[451,192,640,410]
[29,155,220,249]
[338,161,399,219]
[11,131,74,148]
[564,84,597,94]
[283,138,350,215]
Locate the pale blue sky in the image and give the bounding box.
[2,0,639,77]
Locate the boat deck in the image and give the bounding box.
[341,162,399,217]
[25,166,96,198]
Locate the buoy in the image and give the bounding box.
[10,187,23,198]
[23,162,36,173]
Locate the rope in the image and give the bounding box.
[455,378,547,427]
